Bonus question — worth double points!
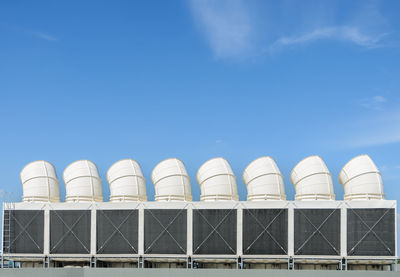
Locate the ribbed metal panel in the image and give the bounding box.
[193,209,237,255]
[347,208,395,256]
[294,209,340,255]
[96,209,138,254]
[144,209,187,254]
[3,210,44,254]
[243,209,288,255]
[50,210,91,254]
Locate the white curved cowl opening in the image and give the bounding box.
[107,159,147,202]
[197,157,239,201]
[243,156,286,201]
[339,155,385,201]
[63,160,103,202]
[290,155,335,201]
[151,158,192,202]
[20,160,60,203]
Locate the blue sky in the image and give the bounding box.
[0,0,400,202]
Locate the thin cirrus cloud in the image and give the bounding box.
[268,26,388,52]
[1,23,57,42]
[188,0,252,59]
[358,95,388,111]
[29,30,57,41]
[188,0,391,59]
[342,110,400,148]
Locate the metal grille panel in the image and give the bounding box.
[193,209,237,255]
[294,209,340,255]
[50,210,91,254]
[3,210,44,254]
[243,209,288,255]
[144,209,187,254]
[347,208,395,256]
[96,209,138,254]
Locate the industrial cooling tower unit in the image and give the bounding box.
[1,156,397,270]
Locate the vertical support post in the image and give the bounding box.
[288,203,294,257]
[90,206,96,256]
[395,203,397,259]
[44,205,50,256]
[187,205,193,257]
[138,206,144,256]
[237,206,243,257]
[1,203,4,256]
[292,258,295,270]
[340,203,347,258]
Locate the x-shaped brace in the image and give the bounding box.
[347,207,393,256]
[7,209,43,252]
[295,208,340,255]
[244,207,288,254]
[51,210,90,253]
[194,205,238,254]
[97,208,139,253]
[145,206,187,254]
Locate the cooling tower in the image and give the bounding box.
[20,160,60,202]
[151,158,192,201]
[243,156,286,201]
[197,157,238,201]
[107,159,147,202]
[339,155,385,200]
[63,160,103,202]
[290,156,335,200]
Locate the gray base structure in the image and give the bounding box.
[1,200,397,271]
[1,269,400,277]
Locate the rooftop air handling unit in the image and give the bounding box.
[290,155,335,201]
[243,156,286,201]
[151,158,192,201]
[107,159,147,202]
[20,160,60,202]
[339,155,385,200]
[197,157,239,201]
[63,160,103,202]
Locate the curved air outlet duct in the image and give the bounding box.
[63,160,103,202]
[151,158,192,202]
[197,157,239,201]
[20,160,60,203]
[243,156,286,201]
[290,155,335,201]
[107,159,147,202]
[339,155,385,200]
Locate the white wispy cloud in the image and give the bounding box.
[1,23,57,42]
[349,130,400,148]
[269,26,387,52]
[189,0,252,58]
[188,1,392,59]
[379,165,400,181]
[342,110,400,148]
[359,95,388,110]
[29,31,57,41]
